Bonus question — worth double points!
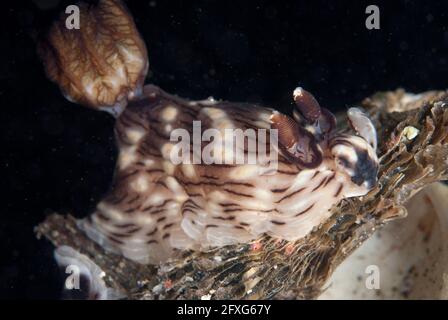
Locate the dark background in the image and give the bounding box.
[1,0,447,299]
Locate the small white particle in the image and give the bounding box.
[152,284,163,294]
[201,294,212,300]
[164,124,172,133]
[293,87,304,99]
[402,126,419,140]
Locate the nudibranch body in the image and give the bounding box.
[40,0,379,264]
[79,85,378,264]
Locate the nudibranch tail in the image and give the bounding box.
[38,0,148,116]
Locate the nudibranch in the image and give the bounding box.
[39,0,379,264]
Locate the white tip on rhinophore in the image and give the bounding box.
[293,87,304,99]
[347,107,361,117]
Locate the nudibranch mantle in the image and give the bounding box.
[40,0,379,264]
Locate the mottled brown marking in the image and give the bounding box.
[271,187,289,193]
[182,208,196,216]
[126,194,140,204]
[124,227,141,234]
[155,181,169,190]
[223,208,244,213]
[120,169,139,180]
[108,236,125,245]
[96,211,110,221]
[184,199,200,208]
[201,175,219,180]
[277,170,297,175]
[224,207,277,214]
[113,223,137,229]
[311,176,327,192]
[323,173,336,187]
[294,203,315,217]
[146,169,164,174]
[276,187,306,203]
[224,189,253,198]
[214,216,236,221]
[163,223,174,230]
[124,205,140,213]
[108,193,128,205]
[181,180,254,188]
[334,183,343,197]
[147,208,166,215]
[146,228,157,236]
[219,202,240,207]
[109,232,131,239]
